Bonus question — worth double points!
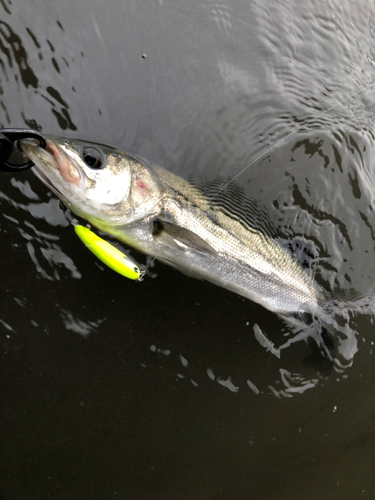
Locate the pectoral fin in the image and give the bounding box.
[154,220,217,255]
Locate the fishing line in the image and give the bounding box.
[86,83,373,281]
[209,82,373,202]
[144,84,373,280]
[139,256,157,280]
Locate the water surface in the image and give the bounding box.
[1,0,375,498]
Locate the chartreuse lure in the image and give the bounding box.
[74,225,141,280]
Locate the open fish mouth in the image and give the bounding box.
[18,138,57,171]
[18,138,68,199]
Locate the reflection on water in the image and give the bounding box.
[0,16,76,131]
[2,0,375,498]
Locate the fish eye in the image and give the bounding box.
[82,147,104,169]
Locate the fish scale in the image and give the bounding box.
[20,135,326,317]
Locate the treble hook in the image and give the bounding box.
[0,128,46,172]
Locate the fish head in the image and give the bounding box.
[19,135,162,229]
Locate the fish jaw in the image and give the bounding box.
[46,140,82,186]
[19,136,85,208]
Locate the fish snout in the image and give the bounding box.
[46,141,81,185]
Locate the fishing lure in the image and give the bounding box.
[74,224,141,280]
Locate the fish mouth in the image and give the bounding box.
[23,137,82,194]
[47,139,83,186]
[21,139,68,201]
[32,163,63,196]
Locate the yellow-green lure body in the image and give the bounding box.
[74,225,141,280]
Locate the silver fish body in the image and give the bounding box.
[20,135,325,316]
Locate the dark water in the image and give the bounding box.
[2,0,375,498]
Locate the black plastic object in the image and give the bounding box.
[0,128,46,172]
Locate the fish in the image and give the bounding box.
[19,135,327,318]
